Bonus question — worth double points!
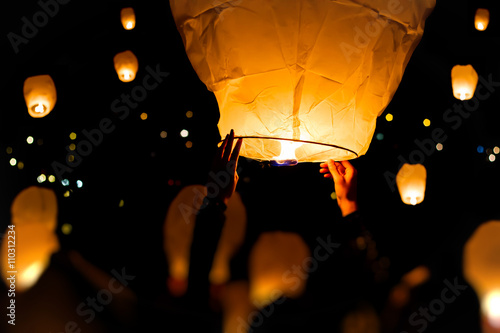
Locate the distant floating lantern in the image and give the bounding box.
[451,64,478,101]
[163,185,246,296]
[463,221,500,329]
[23,75,57,118]
[248,231,310,307]
[121,7,136,30]
[475,8,490,31]
[113,50,138,82]
[396,163,427,206]
[170,0,435,164]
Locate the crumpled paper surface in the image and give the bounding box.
[170,0,435,162]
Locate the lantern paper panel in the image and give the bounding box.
[451,64,478,101]
[121,7,136,30]
[11,186,58,231]
[163,185,247,292]
[248,231,311,308]
[463,221,500,329]
[396,163,426,205]
[23,75,57,118]
[475,8,490,31]
[113,50,139,82]
[170,0,435,163]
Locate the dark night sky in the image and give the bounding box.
[1,0,500,332]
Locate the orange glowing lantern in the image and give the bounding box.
[113,50,138,82]
[1,186,59,292]
[464,221,500,330]
[170,0,435,165]
[396,163,427,205]
[475,8,490,31]
[121,7,136,30]
[23,75,57,118]
[248,231,310,307]
[164,185,247,296]
[451,64,478,101]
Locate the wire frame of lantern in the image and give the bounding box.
[113,50,139,82]
[170,0,435,165]
[121,7,136,30]
[451,64,478,101]
[23,75,57,118]
[396,163,427,206]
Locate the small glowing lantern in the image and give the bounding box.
[248,231,310,307]
[396,163,426,205]
[121,7,136,30]
[475,9,490,31]
[113,50,138,82]
[463,221,500,329]
[164,185,246,296]
[451,64,479,101]
[23,75,57,118]
[170,0,435,164]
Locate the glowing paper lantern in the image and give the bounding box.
[248,231,310,307]
[463,221,500,329]
[121,7,136,30]
[475,8,490,31]
[451,64,479,101]
[396,163,426,205]
[170,0,435,164]
[11,186,58,231]
[163,185,246,295]
[1,186,59,292]
[23,75,57,118]
[113,50,138,82]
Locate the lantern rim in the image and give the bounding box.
[224,136,359,159]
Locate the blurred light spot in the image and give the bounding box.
[330,192,337,200]
[356,237,367,250]
[63,190,71,197]
[477,145,485,153]
[37,138,43,145]
[6,147,12,154]
[27,136,34,144]
[494,146,500,154]
[385,113,393,122]
[180,129,189,137]
[68,155,75,162]
[436,143,443,151]
[9,158,17,166]
[61,179,69,186]
[423,119,431,127]
[69,143,76,151]
[186,111,193,118]
[168,179,174,186]
[17,161,24,170]
[48,175,56,183]
[69,132,77,140]
[119,199,125,207]
[140,112,148,120]
[376,133,384,141]
[61,223,72,235]
[489,154,496,162]
[37,174,46,183]
[175,180,181,186]
[76,180,83,188]
[160,131,167,139]
[185,141,193,148]
[487,148,493,155]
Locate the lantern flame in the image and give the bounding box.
[272,140,303,166]
[34,103,45,113]
[123,71,132,81]
[477,23,484,31]
[126,21,133,29]
[483,290,500,328]
[410,196,417,206]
